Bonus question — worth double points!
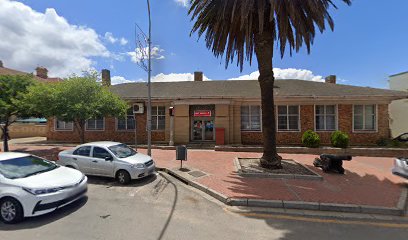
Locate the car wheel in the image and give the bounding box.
[116,170,131,185]
[0,198,24,224]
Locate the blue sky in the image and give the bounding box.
[1,0,407,88]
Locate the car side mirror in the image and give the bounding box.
[105,156,113,161]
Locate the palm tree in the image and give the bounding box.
[189,0,351,169]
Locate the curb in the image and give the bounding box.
[157,167,408,217]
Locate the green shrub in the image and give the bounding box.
[330,131,349,148]
[302,130,321,148]
[390,139,403,148]
[376,137,389,147]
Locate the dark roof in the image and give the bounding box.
[110,80,408,100]
[0,66,62,83]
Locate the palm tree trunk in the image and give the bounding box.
[254,32,282,169]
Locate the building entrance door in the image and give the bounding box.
[204,120,214,140]
[192,119,214,141]
[192,120,203,141]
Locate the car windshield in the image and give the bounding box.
[0,155,59,179]
[108,144,137,158]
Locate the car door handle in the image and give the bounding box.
[92,160,98,163]
[73,158,77,160]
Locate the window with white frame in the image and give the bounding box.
[117,108,135,131]
[277,105,300,131]
[241,105,261,131]
[152,106,165,130]
[315,105,337,131]
[353,105,376,131]
[55,119,73,131]
[86,118,104,131]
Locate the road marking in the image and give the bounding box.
[228,211,408,229]
[129,186,144,197]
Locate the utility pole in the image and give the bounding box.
[146,0,152,156]
[134,116,137,151]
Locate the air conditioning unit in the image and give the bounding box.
[133,103,144,114]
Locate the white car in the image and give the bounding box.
[0,152,87,224]
[392,157,408,179]
[57,142,155,185]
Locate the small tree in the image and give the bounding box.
[25,72,128,143]
[0,75,35,151]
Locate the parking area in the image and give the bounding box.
[0,173,274,240]
[5,143,408,212]
[1,172,407,240]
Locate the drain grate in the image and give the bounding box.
[188,170,206,178]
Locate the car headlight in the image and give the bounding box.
[131,163,145,169]
[22,187,63,195]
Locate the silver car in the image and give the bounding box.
[392,157,408,179]
[57,142,155,184]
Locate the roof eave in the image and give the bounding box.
[118,95,408,102]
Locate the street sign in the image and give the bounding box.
[193,110,211,117]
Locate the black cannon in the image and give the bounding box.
[313,154,352,174]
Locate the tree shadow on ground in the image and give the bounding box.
[86,174,158,188]
[0,197,88,231]
[154,173,178,240]
[9,146,68,161]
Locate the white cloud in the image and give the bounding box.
[120,38,128,46]
[113,68,323,85]
[111,76,135,85]
[112,72,210,85]
[152,73,210,82]
[127,46,165,63]
[229,68,324,82]
[0,0,112,77]
[104,32,117,44]
[175,0,189,8]
[104,32,128,46]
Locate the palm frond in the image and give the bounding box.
[189,0,351,71]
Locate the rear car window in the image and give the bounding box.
[73,146,92,157]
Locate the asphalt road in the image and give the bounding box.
[0,172,407,240]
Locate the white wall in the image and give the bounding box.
[389,72,408,137]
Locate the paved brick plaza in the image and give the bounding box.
[9,144,407,208]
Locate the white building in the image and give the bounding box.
[389,72,408,137]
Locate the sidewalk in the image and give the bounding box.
[147,149,407,212]
[8,144,408,215]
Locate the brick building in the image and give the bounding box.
[0,61,60,138]
[47,70,408,146]
[0,60,61,83]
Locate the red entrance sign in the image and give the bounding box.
[194,110,212,117]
